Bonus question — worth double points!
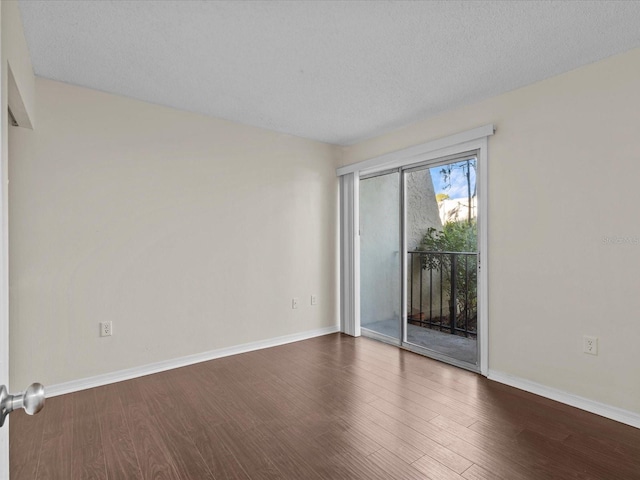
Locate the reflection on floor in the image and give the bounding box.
[362,318,477,364]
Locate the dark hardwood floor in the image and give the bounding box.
[9,333,640,479]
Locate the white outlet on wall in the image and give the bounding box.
[583,335,598,355]
[292,298,298,309]
[311,294,317,306]
[100,321,113,337]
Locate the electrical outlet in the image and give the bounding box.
[583,335,598,355]
[100,321,112,337]
[311,294,317,306]
[292,298,298,309]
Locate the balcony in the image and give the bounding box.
[407,250,477,364]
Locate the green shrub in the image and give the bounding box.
[420,220,477,254]
[418,220,477,328]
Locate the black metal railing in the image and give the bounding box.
[408,250,477,337]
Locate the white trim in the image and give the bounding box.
[478,137,489,376]
[488,370,640,429]
[353,177,360,336]
[336,124,495,177]
[46,325,339,397]
[339,173,360,337]
[400,171,408,344]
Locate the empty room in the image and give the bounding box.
[2,1,640,479]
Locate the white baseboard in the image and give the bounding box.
[47,325,340,398]
[488,370,640,429]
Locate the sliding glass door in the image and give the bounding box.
[359,170,401,343]
[403,155,478,367]
[359,152,480,370]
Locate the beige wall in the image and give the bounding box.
[341,47,640,414]
[9,78,338,388]
[6,6,640,418]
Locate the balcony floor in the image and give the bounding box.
[362,318,477,364]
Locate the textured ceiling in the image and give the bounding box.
[18,0,640,145]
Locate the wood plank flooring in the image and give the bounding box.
[9,333,640,479]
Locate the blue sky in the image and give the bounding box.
[430,159,476,199]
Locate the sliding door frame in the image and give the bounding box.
[338,125,494,376]
[402,151,480,371]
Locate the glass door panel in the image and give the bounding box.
[359,171,401,342]
[404,156,478,366]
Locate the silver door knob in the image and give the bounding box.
[0,383,45,427]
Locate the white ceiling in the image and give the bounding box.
[18,1,640,145]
